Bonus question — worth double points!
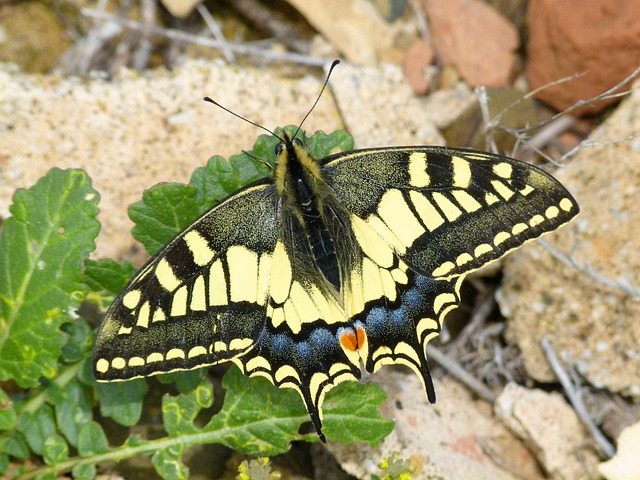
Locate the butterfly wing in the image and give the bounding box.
[93,182,280,380]
[322,146,579,400]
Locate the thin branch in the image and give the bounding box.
[426,344,496,402]
[540,337,616,458]
[558,131,640,164]
[538,239,640,299]
[132,0,157,70]
[81,9,330,67]
[197,4,235,63]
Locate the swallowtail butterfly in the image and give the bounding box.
[93,61,579,441]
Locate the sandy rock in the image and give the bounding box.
[499,80,640,395]
[326,370,542,479]
[0,60,341,262]
[285,0,394,64]
[329,61,475,148]
[422,0,519,87]
[495,383,600,480]
[526,0,640,115]
[599,421,640,480]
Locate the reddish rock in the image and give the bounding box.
[422,0,519,87]
[403,39,435,95]
[526,0,640,116]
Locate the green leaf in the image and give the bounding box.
[18,403,56,455]
[305,129,354,159]
[94,378,147,426]
[72,463,96,480]
[0,168,100,387]
[157,367,207,393]
[151,447,189,480]
[162,379,213,436]
[77,421,108,456]
[321,381,394,446]
[0,388,17,430]
[43,433,69,465]
[129,183,199,255]
[85,258,137,295]
[49,377,93,447]
[1,430,29,460]
[203,365,309,456]
[61,319,94,363]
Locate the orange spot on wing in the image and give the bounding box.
[339,329,358,352]
[340,326,368,352]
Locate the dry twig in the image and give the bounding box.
[81,8,329,67]
[541,337,616,458]
[426,344,496,402]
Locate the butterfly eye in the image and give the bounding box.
[275,143,284,156]
[292,137,303,147]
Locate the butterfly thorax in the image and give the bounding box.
[273,134,342,289]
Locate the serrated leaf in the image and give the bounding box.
[77,421,108,456]
[93,378,147,426]
[306,129,354,159]
[0,168,100,387]
[157,367,207,393]
[18,403,56,455]
[0,388,17,430]
[129,183,199,255]
[43,433,69,465]
[321,381,394,446]
[152,447,189,480]
[61,319,94,362]
[203,365,308,456]
[85,258,137,295]
[49,377,93,447]
[162,379,213,436]
[72,463,96,480]
[0,430,29,459]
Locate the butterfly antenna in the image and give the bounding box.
[203,96,285,143]
[293,59,340,141]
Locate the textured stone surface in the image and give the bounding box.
[0,60,341,262]
[285,0,394,64]
[526,0,640,115]
[500,81,640,395]
[327,371,542,480]
[329,61,475,148]
[599,421,640,480]
[495,383,600,480]
[422,0,519,87]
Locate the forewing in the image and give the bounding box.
[93,183,279,380]
[323,146,579,279]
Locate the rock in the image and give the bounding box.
[402,39,435,95]
[422,0,519,87]
[284,0,394,64]
[526,0,640,115]
[326,371,542,479]
[495,383,600,480]
[329,61,475,148]
[160,0,202,18]
[599,421,640,480]
[499,80,640,395]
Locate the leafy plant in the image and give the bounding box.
[0,128,394,479]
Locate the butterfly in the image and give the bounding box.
[93,62,579,442]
